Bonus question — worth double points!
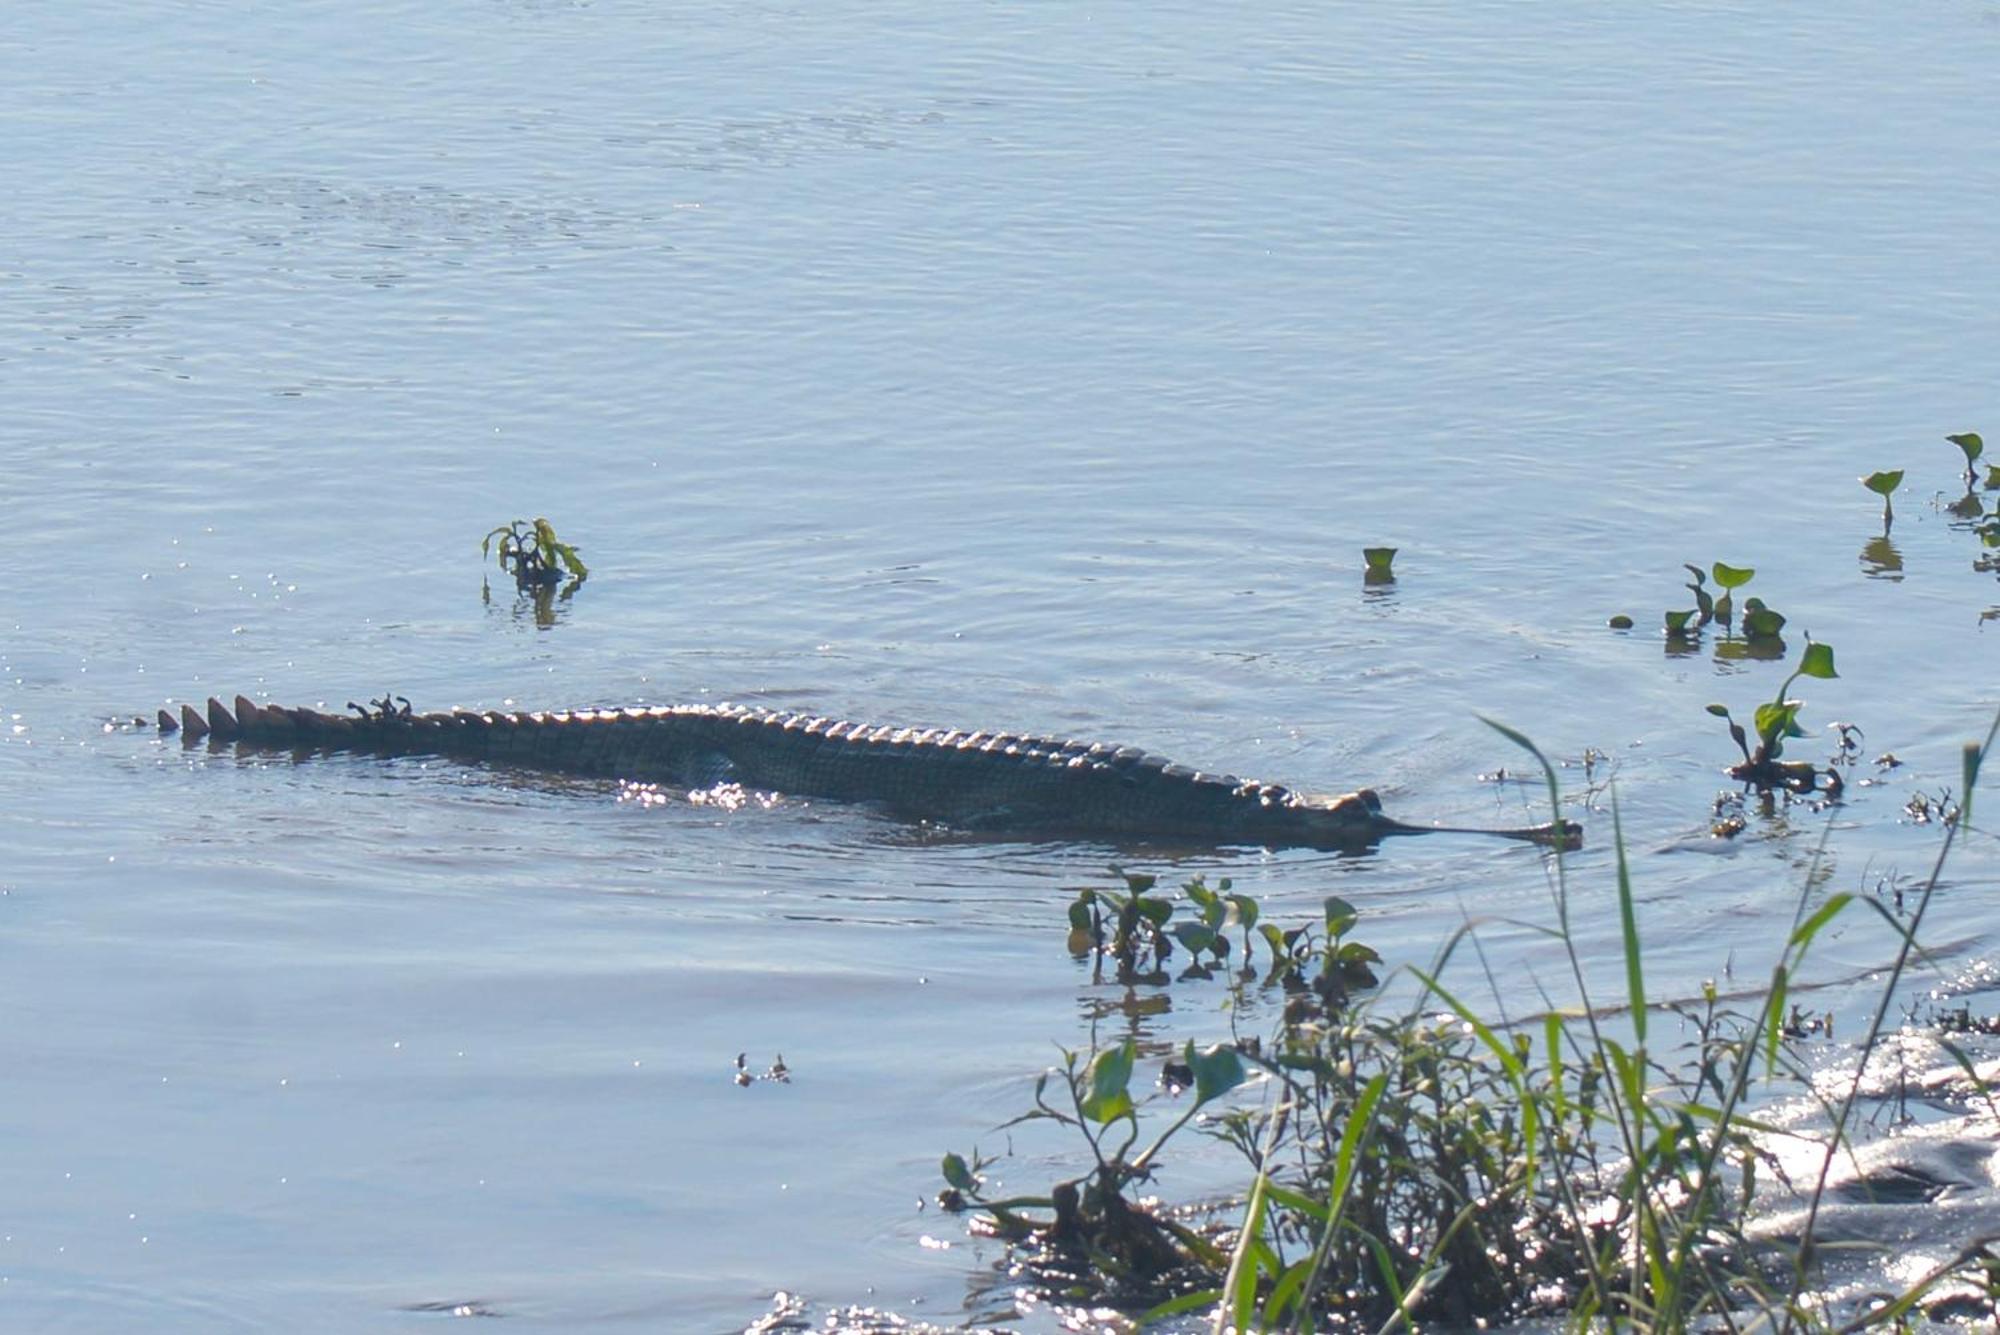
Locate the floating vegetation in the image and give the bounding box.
[1948,432,1985,489]
[1667,561,1785,645]
[481,517,588,627]
[1862,468,1903,528]
[1361,546,1397,585]
[1708,638,1841,795]
[483,516,588,590]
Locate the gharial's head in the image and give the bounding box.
[1271,787,1393,851]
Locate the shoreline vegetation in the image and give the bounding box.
[928,439,2000,1332]
[936,713,1998,1332]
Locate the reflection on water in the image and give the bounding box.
[1711,635,1789,665]
[1860,532,1904,580]
[481,576,580,629]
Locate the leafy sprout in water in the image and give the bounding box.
[1361,546,1397,585]
[1710,561,1753,631]
[1712,638,1840,793]
[1862,469,1903,529]
[1669,561,1777,641]
[1948,432,1985,488]
[1740,596,1786,642]
[1671,563,1713,636]
[483,518,589,591]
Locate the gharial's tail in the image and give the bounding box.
[158,695,383,742]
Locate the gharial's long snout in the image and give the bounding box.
[1309,788,1583,852]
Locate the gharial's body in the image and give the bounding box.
[157,696,1582,853]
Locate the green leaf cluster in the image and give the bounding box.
[1667,562,1784,643]
[482,517,589,591]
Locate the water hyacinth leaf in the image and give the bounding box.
[1948,432,1985,466]
[1259,923,1286,956]
[1712,562,1754,590]
[1743,603,1787,639]
[1136,896,1173,927]
[1693,586,1714,620]
[1862,469,1904,498]
[1335,941,1382,987]
[1755,700,1802,751]
[1117,869,1157,895]
[1184,1041,1248,1106]
[941,1152,977,1192]
[1362,546,1397,574]
[1666,609,1696,634]
[1324,896,1358,938]
[1067,894,1095,932]
[1224,894,1259,930]
[1080,1041,1136,1124]
[1608,613,1634,629]
[1172,922,1216,954]
[1798,641,1838,679]
[1714,590,1733,628]
[1705,703,1732,718]
[1684,563,1707,587]
[1337,941,1382,967]
[1986,464,2000,490]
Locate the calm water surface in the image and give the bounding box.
[5,2,1999,1328]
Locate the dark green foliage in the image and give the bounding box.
[1710,638,1839,793]
[482,517,589,591]
[1862,468,1903,532]
[1671,562,1782,640]
[1949,432,1985,487]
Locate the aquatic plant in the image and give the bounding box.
[1707,638,1840,794]
[1361,547,1397,585]
[938,1032,1242,1311]
[1948,432,1985,489]
[482,517,589,591]
[1861,469,1903,528]
[1066,868,1179,985]
[1668,562,1783,643]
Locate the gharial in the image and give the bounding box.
[151,694,1584,853]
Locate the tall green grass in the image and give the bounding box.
[1185,712,1999,1333]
